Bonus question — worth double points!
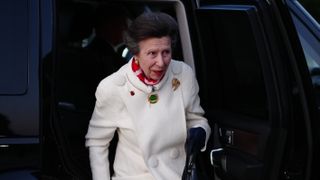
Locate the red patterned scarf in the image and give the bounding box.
[131,58,160,85]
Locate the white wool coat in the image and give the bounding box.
[85,59,211,180]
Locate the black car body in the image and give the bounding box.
[0,0,319,179]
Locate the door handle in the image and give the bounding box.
[210,148,224,167]
[210,147,226,175]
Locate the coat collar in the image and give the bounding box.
[125,58,181,94]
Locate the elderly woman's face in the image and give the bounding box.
[136,36,172,81]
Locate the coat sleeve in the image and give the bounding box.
[85,78,122,180]
[182,63,211,151]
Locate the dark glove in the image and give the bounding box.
[186,127,206,155]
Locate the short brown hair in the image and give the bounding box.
[124,12,178,55]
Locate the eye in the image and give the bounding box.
[163,50,171,56]
[147,51,157,57]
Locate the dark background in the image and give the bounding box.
[299,0,320,23]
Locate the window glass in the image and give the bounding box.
[290,3,320,106]
[219,48,267,119]
[292,14,320,70]
[0,0,28,94]
[217,31,268,119]
[197,7,268,119]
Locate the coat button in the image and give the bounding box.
[170,149,180,159]
[148,157,159,168]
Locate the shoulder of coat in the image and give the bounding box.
[112,73,126,86]
[171,60,194,75]
[110,64,127,86]
[97,70,126,91]
[170,60,183,75]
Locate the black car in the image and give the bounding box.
[0,0,320,179]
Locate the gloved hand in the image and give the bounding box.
[186,127,206,155]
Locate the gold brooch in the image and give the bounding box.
[172,78,180,91]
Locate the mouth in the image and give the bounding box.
[153,70,164,77]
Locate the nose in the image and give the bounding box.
[156,55,165,67]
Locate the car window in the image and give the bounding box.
[289,1,320,107]
[290,1,320,69]
[0,0,28,95]
[294,18,320,70]
[197,6,268,119]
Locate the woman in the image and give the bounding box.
[85,12,211,180]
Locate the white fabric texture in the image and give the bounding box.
[85,59,211,180]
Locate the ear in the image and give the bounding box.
[133,56,139,64]
[134,54,141,60]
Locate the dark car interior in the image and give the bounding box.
[43,0,185,179]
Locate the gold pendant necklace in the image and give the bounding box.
[148,87,158,104]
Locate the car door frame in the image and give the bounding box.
[182,0,317,179]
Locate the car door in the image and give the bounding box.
[0,0,41,179]
[184,0,319,179]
